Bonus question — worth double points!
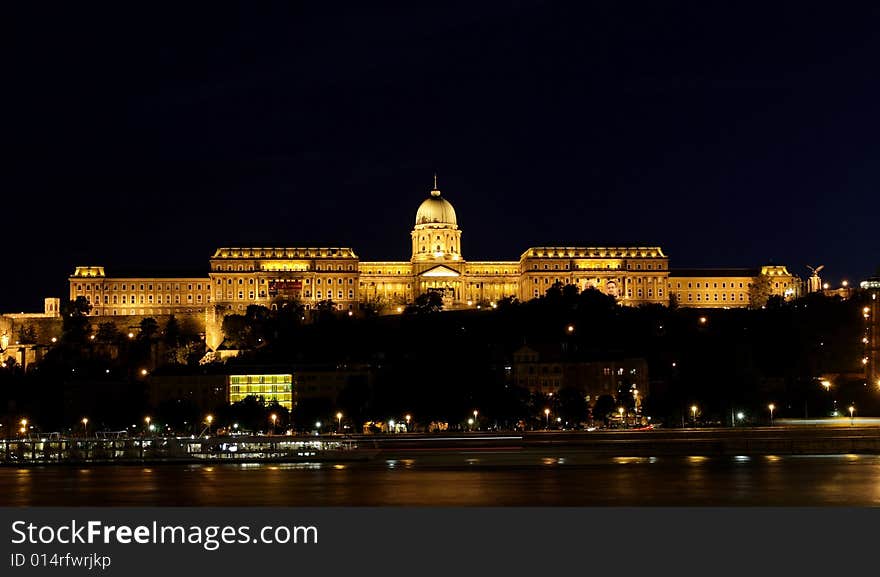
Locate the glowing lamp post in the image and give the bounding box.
[473,410,479,430]
[336,412,343,433]
[691,405,697,425]
[849,405,855,425]
[205,414,214,437]
[270,413,278,435]
[404,414,411,431]
[81,417,89,436]
[768,404,775,426]
[618,406,625,428]
[544,408,550,430]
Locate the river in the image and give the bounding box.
[2,449,879,506]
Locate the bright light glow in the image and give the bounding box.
[396,306,403,313]
[842,280,849,287]
[386,420,393,428]
[821,380,831,390]
[51,337,57,343]
[566,325,575,333]
[736,412,744,420]
[849,406,855,415]
[405,414,411,423]
[467,418,474,425]
[544,408,550,416]
[698,317,707,324]
[20,418,28,427]
[618,407,625,415]
[128,332,134,339]
[81,417,88,426]
[206,415,214,424]
[140,368,148,376]
[336,412,343,420]
[145,416,151,425]
[270,413,278,423]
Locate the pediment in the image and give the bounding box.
[420,265,461,278]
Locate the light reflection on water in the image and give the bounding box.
[3,453,880,507]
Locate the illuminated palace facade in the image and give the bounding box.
[68,179,800,348]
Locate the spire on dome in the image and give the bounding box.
[431,172,441,197]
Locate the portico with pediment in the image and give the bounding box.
[417,264,463,305]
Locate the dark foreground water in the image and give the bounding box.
[2,450,880,506]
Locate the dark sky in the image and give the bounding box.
[5,1,879,311]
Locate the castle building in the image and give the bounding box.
[65,178,801,349]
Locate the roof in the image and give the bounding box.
[520,247,666,259]
[212,247,358,259]
[70,267,208,279]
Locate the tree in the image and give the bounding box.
[748,276,773,309]
[557,386,588,425]
[592,395,616,425]
[361,296,387,317]
[404,291,443,315]
[221,314,250,349]
[96,322,120,343]
[314,300,338,324]
[138,317,160,340]
[163,315,181,346]
[61,297,92,343]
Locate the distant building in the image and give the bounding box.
[669,266,799,308]
[511,344,649,410]
[1,177,800,350]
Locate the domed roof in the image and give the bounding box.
[415,184,457,227]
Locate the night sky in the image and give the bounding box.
[5,1,879,312]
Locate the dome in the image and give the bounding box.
[415,187,457,227]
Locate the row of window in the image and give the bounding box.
[82,294,206,305]
[89,308,205,316]
[217,290,356,301]
[530,263,667,271]
[679,293,747,302]
[213,264,356,272]
[75,283,203,292]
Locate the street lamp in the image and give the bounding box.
[336,411,343,433]
[404,414,411,430]
[473,410,479,430]
[81,417,89,436]
[820,379,831,391]
[270,413,278,435]
[618,406,625,428]
[849,405,855,425]
[205,414,214,436]
[768,404,775,425]
[691,405,697,425]
[544,408,550,429]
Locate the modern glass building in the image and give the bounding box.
[228,374,293,411]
